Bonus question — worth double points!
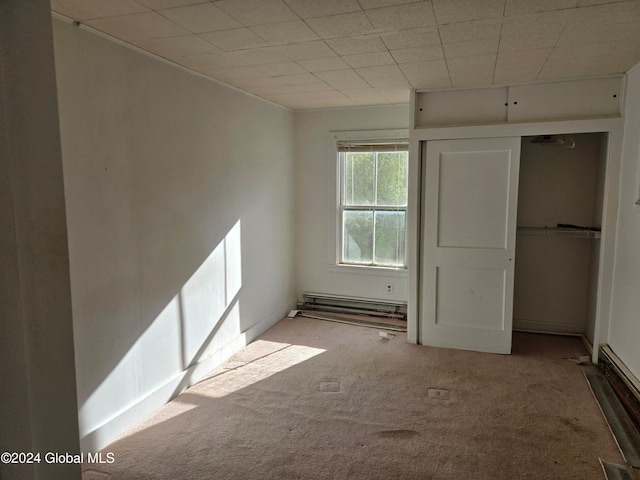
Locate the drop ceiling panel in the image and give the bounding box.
[132,35,221,60]
[52,0,640,110]
[51,0,149,20]
[215,0,299,26]
[250,20,319,44]
[297,57,350,72]
[284,0,362,18]
[432,0,505,24]
[326,35,388,55]
[305,12,376,38]
[158,4,242,33]
[365,2,437,30]
[85,12,191,41]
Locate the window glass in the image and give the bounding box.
[374,211,406,266]
[342,210,373,264]
[345,152,374,206]
[339,146,408,268]
[376,152,408,206]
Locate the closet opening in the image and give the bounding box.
[513,132,608,348]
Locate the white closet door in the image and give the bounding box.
[420,137,521,354]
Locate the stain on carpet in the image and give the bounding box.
[319,381,341,392]
[428,388,451,400]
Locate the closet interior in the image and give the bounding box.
[513,132,607,346]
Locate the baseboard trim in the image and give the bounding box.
[79,301,294,452]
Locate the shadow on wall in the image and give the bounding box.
[77,220,244,450]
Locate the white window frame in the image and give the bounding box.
[328,129,409,273]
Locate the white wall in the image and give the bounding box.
[53,19,296,451]
[608,66,640,379]
[1,4,81,479]
[294,106,409,303]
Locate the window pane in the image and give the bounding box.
[345,152,375,206]
[374,211,406,266]
[376,152,408,206]
[343,210,373,264]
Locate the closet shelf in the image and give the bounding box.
[516,226,601,239]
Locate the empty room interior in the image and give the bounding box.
[4,0,640,479]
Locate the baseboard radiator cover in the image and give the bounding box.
[599,344,640,434]
[298,292,407,319]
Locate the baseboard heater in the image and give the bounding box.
[296,293,407,332]
[599,344,640,433]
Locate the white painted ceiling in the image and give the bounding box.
[52,0,640,110]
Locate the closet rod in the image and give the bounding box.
[516,226,601,239]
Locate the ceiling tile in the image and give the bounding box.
[356,65,409,88]
[443,38,499,58]
[447,54,497,87]
[279,41,337,60]
[279,74,326,85]
[306,12,377,38]
[216,0,299,26]
[359,0,424,8]
[325,35,388,55]
[363,75,410,88]
[342,51,396,68]
[577,0,629,5]
[284,0,362,18]
[399,60,451,89]
[340,87,387,101]
[255,61,308,76]
[132,35,221,59]
[505,0,578,15]
[375,87,411,103]
[200,28,267,51]
[499,11,572,52]
[158,3,241,34]
[380,27,441,50]
[297,57,350,72]
[51,0,148,20]
[356,64,406,79]
[390,45,444,63]
[366,2,436,30]
[539,42,638,79]
[432,0,504,24]
[569,1,640,27]
[250,21,319,44]
[314,69,370,89]
[501,10,573,37]
[85,12,191,41]
[438,19,502,44]
[136,0,205,9]
[215,0,299,26]
[493,48,552,83]
[228,47,292,66]
[558,21,640,47]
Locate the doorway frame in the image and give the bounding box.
[407,115,624,363]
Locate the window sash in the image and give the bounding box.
[338,148,408,268]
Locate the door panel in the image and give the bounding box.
[421,137,521,354]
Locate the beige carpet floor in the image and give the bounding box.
[84,317,627,480]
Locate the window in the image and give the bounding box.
[338,141,408,268]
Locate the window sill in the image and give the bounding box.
[328,263,408,277]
